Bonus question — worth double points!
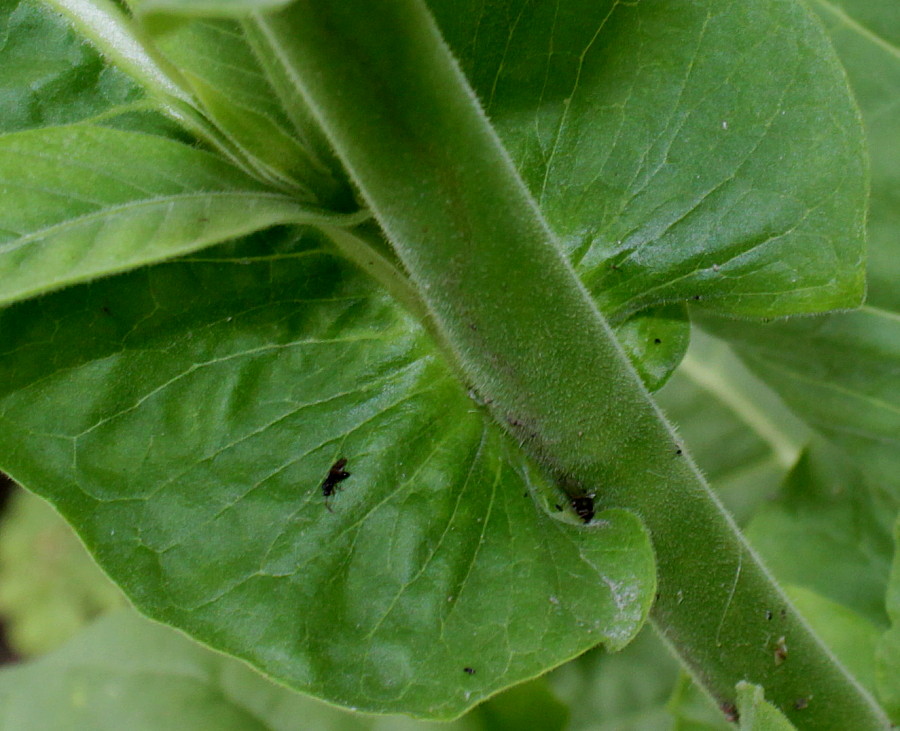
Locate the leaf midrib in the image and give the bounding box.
[0,191,346,256]
[678,351,801,468]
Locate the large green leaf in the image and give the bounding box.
[429,0,867,322]
[0,124,361,307]
[0,608,569,730]
[0,0,880,722]
[0,230,655,718]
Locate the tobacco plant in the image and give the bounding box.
[0,0,898,728]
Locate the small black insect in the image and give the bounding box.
[321,458,351,507]
[463,667,476,675]
[570,495,595,524]
[765,609,774,621]
[653,338,662,344]
[793,697,809,710]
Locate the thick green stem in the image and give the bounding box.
[252,2,890,727]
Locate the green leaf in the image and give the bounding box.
[429,0,868,321]
[137,0,291,21]
[612,304,689,392]
[146,18,351,206]
[785,586,882,696]
[808,0,900,313]
[876,516,900,721]
[735,683,796,730]
[698,0,900,502]
[656,330,808,523]
[746,444,894,627]
[0,608,566,730]
[244,5,888,725]
[547,627,732,731]
[0,124,362,307]
[0,488,124,656]
[0,0,160,135]
[547,628,681,731]
[876,627,900,723]
[743,445,894,710]
[700,308,900,506]
[130,0,868,388]
[0,231,655,718]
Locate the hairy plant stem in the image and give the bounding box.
[252,1,890,727]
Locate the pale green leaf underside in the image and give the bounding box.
[0,124,361,307]
[0,608,571,730]
[430,0,867,320]
[0,232,655,718]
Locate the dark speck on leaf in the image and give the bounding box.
[766,610,773,621]
[321,458,351,504]
[571,495,595,524]
[692,295,702,301]
[463,667,475,675]
[653,338,662,344]
[554,504,563,512]
[780,608,787,619]
[794,697,809,710]
[675,447,683,456]
[101,306,111,315]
